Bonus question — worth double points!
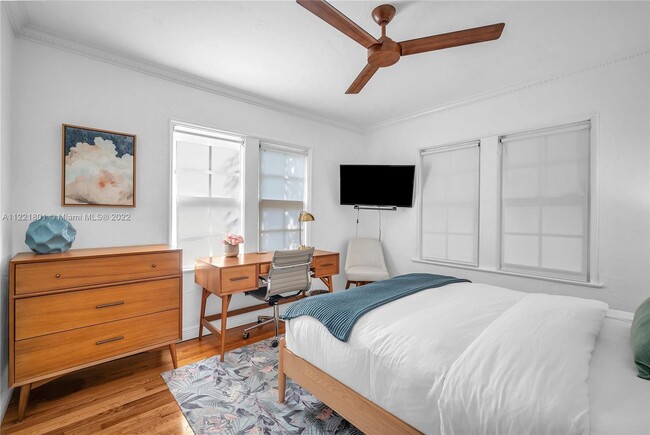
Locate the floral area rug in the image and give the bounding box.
[161,338,363,434]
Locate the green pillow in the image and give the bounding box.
[631,297,650,380]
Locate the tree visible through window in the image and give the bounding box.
[259,143,309,252]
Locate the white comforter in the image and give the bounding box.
[285,282,608,434]
[438,293,607,435]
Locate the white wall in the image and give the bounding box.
[8,38,364,343]
[361,53,650,312]
[0,3,15,418]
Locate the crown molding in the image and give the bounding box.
[10,22,360,133]
[3,1,28,35]
[363,44,650,131]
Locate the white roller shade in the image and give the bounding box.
[173,125,244,269]
[499,121,590,281]
[419,142,480,265]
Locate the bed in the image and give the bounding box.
[278,281,650,435]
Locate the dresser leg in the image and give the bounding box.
[168,343,178,369]
[17,384,31,422]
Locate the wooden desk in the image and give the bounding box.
[195,249,339,360]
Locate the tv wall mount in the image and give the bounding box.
[353,205,397,211]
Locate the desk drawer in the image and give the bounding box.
[15,278,180,340]
[14,309,179,383]
[221,265,257,294]
[313,254,339,277]
[15,252,180,295]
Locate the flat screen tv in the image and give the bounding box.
[340,165,415,208]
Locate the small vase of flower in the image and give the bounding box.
[223,233,244,257]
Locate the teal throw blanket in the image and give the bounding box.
[283,273,470,341]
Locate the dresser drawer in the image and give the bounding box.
[15,278,180,340]
[221,265,257,294]
[14,309,180,383]
[15,252,180,295]
[313,254,339,277]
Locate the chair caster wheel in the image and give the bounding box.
[271,340,279,348]
[243,332,250,339]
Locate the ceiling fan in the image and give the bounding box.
[296,0,505,94]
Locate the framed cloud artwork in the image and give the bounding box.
[62,124,136,207]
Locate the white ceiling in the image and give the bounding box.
[10,1,650,129]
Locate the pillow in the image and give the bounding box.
[631,297,650,380]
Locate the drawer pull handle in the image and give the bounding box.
[151,264,157,268]
[96,301,125,309]
[96,336,124,346]
[55,273,61,278]
[230,276,249,282]
[320,263,333,267]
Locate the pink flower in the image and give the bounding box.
[260,365,273,373]
[223,233,244,246]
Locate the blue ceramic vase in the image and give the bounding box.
[25,216,77,254]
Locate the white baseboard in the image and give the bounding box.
[606,309,634,323]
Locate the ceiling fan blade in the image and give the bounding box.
[399,23,505,56]
[296,0,379,49]
[346,64,379,94]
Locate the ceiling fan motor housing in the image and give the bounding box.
[368,38,401,67]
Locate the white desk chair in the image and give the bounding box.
[344,238,389,289]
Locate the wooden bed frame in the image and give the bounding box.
[278,339,421,434]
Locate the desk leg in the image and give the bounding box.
[220,295,232,362]
[319,275,334,292]
[198,288,210,340]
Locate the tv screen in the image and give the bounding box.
[340,165,415,207]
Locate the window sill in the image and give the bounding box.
[411,258,603,289]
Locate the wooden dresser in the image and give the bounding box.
[8,244,182,421]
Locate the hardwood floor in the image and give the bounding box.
[1,321,285,434]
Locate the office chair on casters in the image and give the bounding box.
[242,247,314,347]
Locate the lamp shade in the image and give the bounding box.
[298,211,315,222]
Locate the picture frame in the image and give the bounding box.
[62,124,136,207]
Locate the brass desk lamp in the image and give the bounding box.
[298,211,315,249]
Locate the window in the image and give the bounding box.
[259,143,309,251]
[419,141,480,265]
[172,123,244,269]
[499,121,590,281]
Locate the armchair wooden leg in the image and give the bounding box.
[278,339,286,403]
[345,281,351,289]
